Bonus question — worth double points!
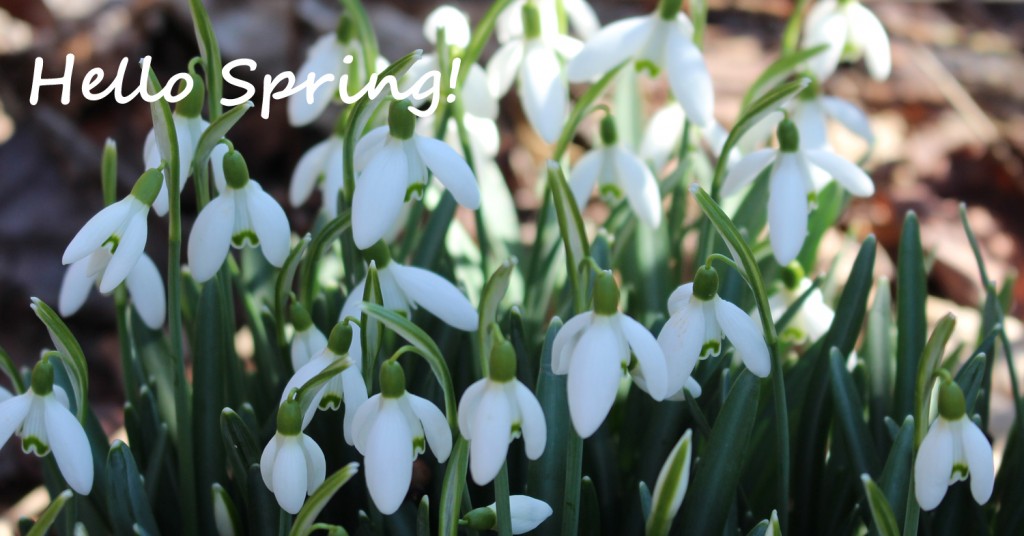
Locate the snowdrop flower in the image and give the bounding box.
[407,6,497,121]
[570,115,662,228]
[802,0,891,81]
[462,495,554,534]
[340,241,478,332]
[287,17,362,127]
[282,322,366,444]
[352,361,452,515]
[289,302,328,371]
[486,3,582,143]
[552,271,667,437]
[352,100,480,249]
[289,133,346,218]
[567,0,714,128]
[915,379,994,511]
[720,118,874,265]
[458,339,546,485]
[768,265,834,344]
[59,249,166,330]
[187,148,290,282]
[657,266,771,399]
[0,359,93,495]
[497,0,599,43]
[63,169,161,295]
[789,80,874,190]
[260,398,327,514]
[640,101,736,173]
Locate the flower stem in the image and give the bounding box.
[494,463,513,536]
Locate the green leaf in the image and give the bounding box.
[638,482,652,524]
[878,416,914,529]
[289,462,360,536]
[101,138,118,205]
[220,408,261,491]
[828,348,880,478]
[299,212,351,308]
[646,429,693,536]
[458,0,518,86]
[864,276,894,445]
[527,320,568,536]
[26,490,74,536]
[212,483,241,536]
[894,212,927,420]
[359,263,384,383]
[677,371,762,535]
[478,258,518,376]
[194,281,227,534]
[275,234,312,349]
[105,441,159,536]
[548,163,590,312]
[552,64,625,160]
[193,101,253,174]
[417,496,430,536]
[0,344,24,393]
[438,438,469,536]
[739,45,828,111]
[339,0,378,74]
[861,476,901,536]
[186,0,223,119]
[913,314,956,444]
[955,354,986,415]
[361,303,458,429]
[31,298,89,421]
[580,477,600,536]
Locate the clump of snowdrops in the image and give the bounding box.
[2,0,1021,535]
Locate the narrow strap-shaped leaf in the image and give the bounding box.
[955,354,987,415]
[26,490,74,536]
[105,441,160,536]
[194,282,226,535]
[439,438,470,536]
[580,477,600,536]
[298,212,351,308]
[828,348,880,478]
[212,483,241,536]
[646,430,693,536]
[289,462,360,536]
[193,102,253,173]
[478,258,517,376]
[457,0,517,85]
[361,303,458,430]
[417,496,430,536]
[913,314,956,444]
[31,298,89,421]
[864,277,894,448]
[0,344,24,393]
[878,416,914,530]
[638,482,652,522]
[861,476,901,536]
[548,163,590,312]
[359,263,384,385]
[739,45,828,111]
[274,234,312,350]
[186,0,223,119]
[247,464,282,536]
[552,64,625,160]
[894,212,927,419]
[527,320,567,536]
[220,408,261,490]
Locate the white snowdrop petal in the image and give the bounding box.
[339,278,366,323]
[961,419,994,505]
[260,435,280,490]
[365,405,414,515]
[58,259,94,318]
[353,126,390,172]
[767,154,809,266]
[0,394,32,448]
[513,381,547,461]
[464,64,499,120]
[457,380,488,438]
[566,16,649,82]
[721,149,776,199]
[804,12,848,81]
[683,377,702,398]
[667,283,695,315]
[657,306,704,396]
[414,136,480,209]
[63,200,133,265]
[550,34,584,60]
[567,321,622,438]
[210,142,229,195]
[100,211,148,293]
[321,139,347,218]
[792,100,830,152]
[124,254,166,330]
[486,41,525,98]
[289,138,333,207]
[187,194,236,282]
[389,264,478,331]
[352,145,408,249]
[273,439,309,514]
[551,312,592,375]
[915,420,955,511]
[848,3,891,81]
[351,395,381,454]
[44,397,94,495]
[640,103,685,171]
[407,394,452,463]
[424,5,471,48]
[564,0,600,39]
[301,435,327,494]
[469,387,512,485]
[568,150,603,211]
[246,183,292,267]
[507,495,554,534]
[803,150,875,197]
[518,43,567,144]
[288,35,344,127]
[618,315,667,400]
[341,367,369,445]
[821,96,874,144]
[664,26,715,129]
[714,297,771,378]
[613,147,662,228]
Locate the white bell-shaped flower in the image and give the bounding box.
[914,380,994,511]
[567,0,714,128]
[59,249,166,330]
[462,495,554,534]
[486,3,582,143]
[352,361,452,515]
[260,399,327,514]
[339,241,479,332]
[658,267,771,400]
[496,0,599,43]
[0,359,93,495]
[552,271,668,438]
[570,115,662,228]
[63,169,162,295]
[351,101,480,249]
[289,302,328,371]
[720,119,874,265]
[802,0,891,82]
[788,81,874,190]
[187,149,291,283]
[287,17,366,128]
[768,266,834,345]
[282,321,366,444]
[640,101,736,173]
[458,340,546,485]
[288,134,346,218]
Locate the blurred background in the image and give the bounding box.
[1,0,1023,523]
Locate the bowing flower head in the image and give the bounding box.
[767,263,834,345]
[288,133,346,218]
[496,0,599,43]
[289,302,328,371]
[802,0,891,82]
[260,398,327,514]
[462,495,554,534]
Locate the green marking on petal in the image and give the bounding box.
[103,235,120,253]
[232,230,259,248]
[413,436,426,455]
[22,436,50,456]
[951,463,970,482]
[405,183,425,202]
[700,340,721,359]
[636,60,661,77]
[599,183,624,201]
[319,394,343,411]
